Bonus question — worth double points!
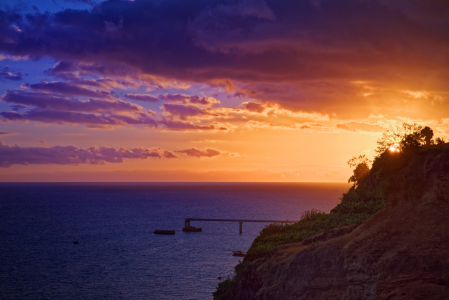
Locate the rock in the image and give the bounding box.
[233,251,246,257]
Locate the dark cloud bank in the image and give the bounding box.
[0,141,178,167]
[0,141,235,167]
[1,0,446,79]
[0,0,447,108]
[0,87,228,130]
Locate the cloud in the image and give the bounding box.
[336,122,385,132]
[0,70,22,81]
[64,0,96,6]
[162,104,210,120]
[0,132,14,135]
[0,107,232,131]
[242,101,266,113]
[27,81,113,99]
[158,94,220,105]
[158,118,230,131]
[174,147,238,158]
[0,140,178,168]
[189,95,220,105]
[0,109,158,129]
[45,60,141,82]
[38,140,49,147]
[0,54,29,61]
[2,90,143,113]
[124,94,159,103]
[0,0,448,119]
[243,120,334,132]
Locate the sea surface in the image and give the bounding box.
[0,182,350,300]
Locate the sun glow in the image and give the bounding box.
[389,144,400,152]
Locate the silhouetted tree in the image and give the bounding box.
[436,137,446,145]
[347,154,371,185]
[420,126,434,146]
[400,134,421,151]
[376,123,423,154]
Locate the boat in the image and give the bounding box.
[153,230,175,235]
[232,251,245,257]
[182,226,202,232]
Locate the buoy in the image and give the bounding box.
[73,241,79,244]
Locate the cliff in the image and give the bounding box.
[216,146,449,300]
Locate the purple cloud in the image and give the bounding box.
[1,0,446,85]
[242,101,265,113]
[10,104,26,111]
[28,81,113,99]
[0,70,22,81]
[0,0,448,118]
[158,94,219,105]
[0,105,229,131]
[174,148,222,158]
[64,0,96,5]
[0,140,178,168]
[159,94,191,103]
[45,60,141,80]
[124,93,221,106]
[0,109,157,128]
[0,108,226,131]
[189,95,218,105]
[163,104,208,120]
[2,90,142,113]
[125,94,159,103]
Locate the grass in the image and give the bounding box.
[213,184,387,299]
[213,276,235,299]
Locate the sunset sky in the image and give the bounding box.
[0,0,448,182]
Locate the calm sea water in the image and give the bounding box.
[0,182,349,300]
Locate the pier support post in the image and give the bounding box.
[239,221,243,234]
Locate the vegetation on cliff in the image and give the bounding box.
[213,123,448,299]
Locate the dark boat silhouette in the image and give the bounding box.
[153,230,175,235]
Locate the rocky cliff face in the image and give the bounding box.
[230,149,449,300]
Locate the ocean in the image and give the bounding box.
[0,182,350,300]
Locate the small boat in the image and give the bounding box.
[153,230,175,235]
[232,251,245,257]
[182,226,202,232]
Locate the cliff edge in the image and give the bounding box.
[217,147,449,300]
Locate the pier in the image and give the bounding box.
[184,218,298,234]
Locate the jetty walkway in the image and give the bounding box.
[184,218,298,234]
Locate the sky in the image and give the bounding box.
[0,0,448,182]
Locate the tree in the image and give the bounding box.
[375,123,423,154]
[436,137,446,145]
[420,126,434,146]
[347,154,371,185]
[400,134,421,151]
